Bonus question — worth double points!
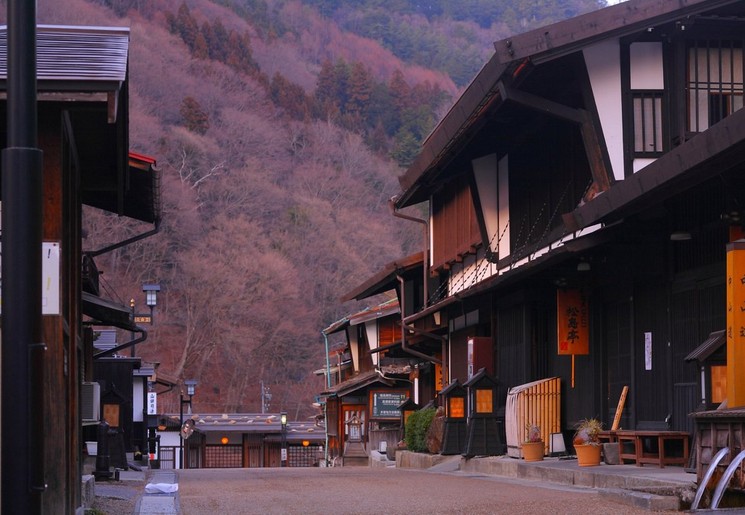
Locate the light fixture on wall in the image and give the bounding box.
[221,436,229,445]
[670,231,692,241]
[577,259,591,272]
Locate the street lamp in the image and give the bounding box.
[179,379,198,469]
[134,283,160,324]
[130,283,160,357]
[280,411,288,467]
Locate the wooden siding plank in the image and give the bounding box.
[432,175,480,270]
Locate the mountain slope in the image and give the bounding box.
[27,0,607,418]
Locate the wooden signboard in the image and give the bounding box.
[370,390,408,419]
[557,288,590,388]
[557,288,589,355]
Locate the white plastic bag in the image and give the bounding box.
[145,482,179,494]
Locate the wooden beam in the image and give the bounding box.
[497,81,584,124]
[494,0,740,65]
[579,109,613,201]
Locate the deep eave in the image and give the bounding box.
[0,25,161,225]
[396,0,744,209]
[323,369,395,398]
[341,252,424,302]
[566,107,745,231]
[493,0,742,65]
[81,291,139,332]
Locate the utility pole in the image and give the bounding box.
[2,1,44,513]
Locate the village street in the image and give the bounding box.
[176,466,656,514]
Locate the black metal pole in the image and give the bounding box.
[281,412,287,467]
[179,394,184,469]
[2,1,44,513]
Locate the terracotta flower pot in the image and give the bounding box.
[521,441,544,461]
[575,443,602,467]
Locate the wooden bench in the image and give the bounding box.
[599,430,689,467]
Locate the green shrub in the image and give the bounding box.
[404,407,436,452]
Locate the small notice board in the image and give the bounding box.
[370,390,408,419]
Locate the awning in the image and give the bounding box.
[82,291,138,332]
[324,370,395,397]
[685,330,726,363]
[82,151,160,224]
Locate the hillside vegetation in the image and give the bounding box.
[26,0,606,418]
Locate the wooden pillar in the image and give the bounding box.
[40,107,82,513]
[726,241,745,408]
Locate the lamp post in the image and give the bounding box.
[130,283,160,357]
[179,379,197,469]
[280,411,288,467]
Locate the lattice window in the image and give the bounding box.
[688,41,744,132]
[632,91,663,156]
[158,446,176,470]
[287,445,323,467]
[205,445,242,468]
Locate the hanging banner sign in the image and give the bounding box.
[147,392,158,415]
[557,288,589,355]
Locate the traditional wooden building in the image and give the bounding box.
[386,0,745,453]
[0,25,159,513]
[319,296,414,465]
[155,413,325,469]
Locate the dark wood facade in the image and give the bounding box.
[0,26,158,513]
[320,298,413,463]
[389,0,745,445]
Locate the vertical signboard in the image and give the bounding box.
[727,241,745,407]
[147,392,158,416]
[557,288,589,355]
[557,288,589,388]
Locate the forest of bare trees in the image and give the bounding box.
[23,0,607,419]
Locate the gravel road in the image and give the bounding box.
[177,466,663,515]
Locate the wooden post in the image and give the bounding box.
[611,386,628,431]
[726,242,745,407]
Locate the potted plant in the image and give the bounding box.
[573,418,603,467]
[521,423,544,461]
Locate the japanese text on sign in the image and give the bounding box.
[557,288,589,355]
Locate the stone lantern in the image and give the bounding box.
[463,368,503,457]
[440,380,468,455]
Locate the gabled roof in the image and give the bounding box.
[396,0,744,207]
[341,252,423,301]
[322,298,400,335]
